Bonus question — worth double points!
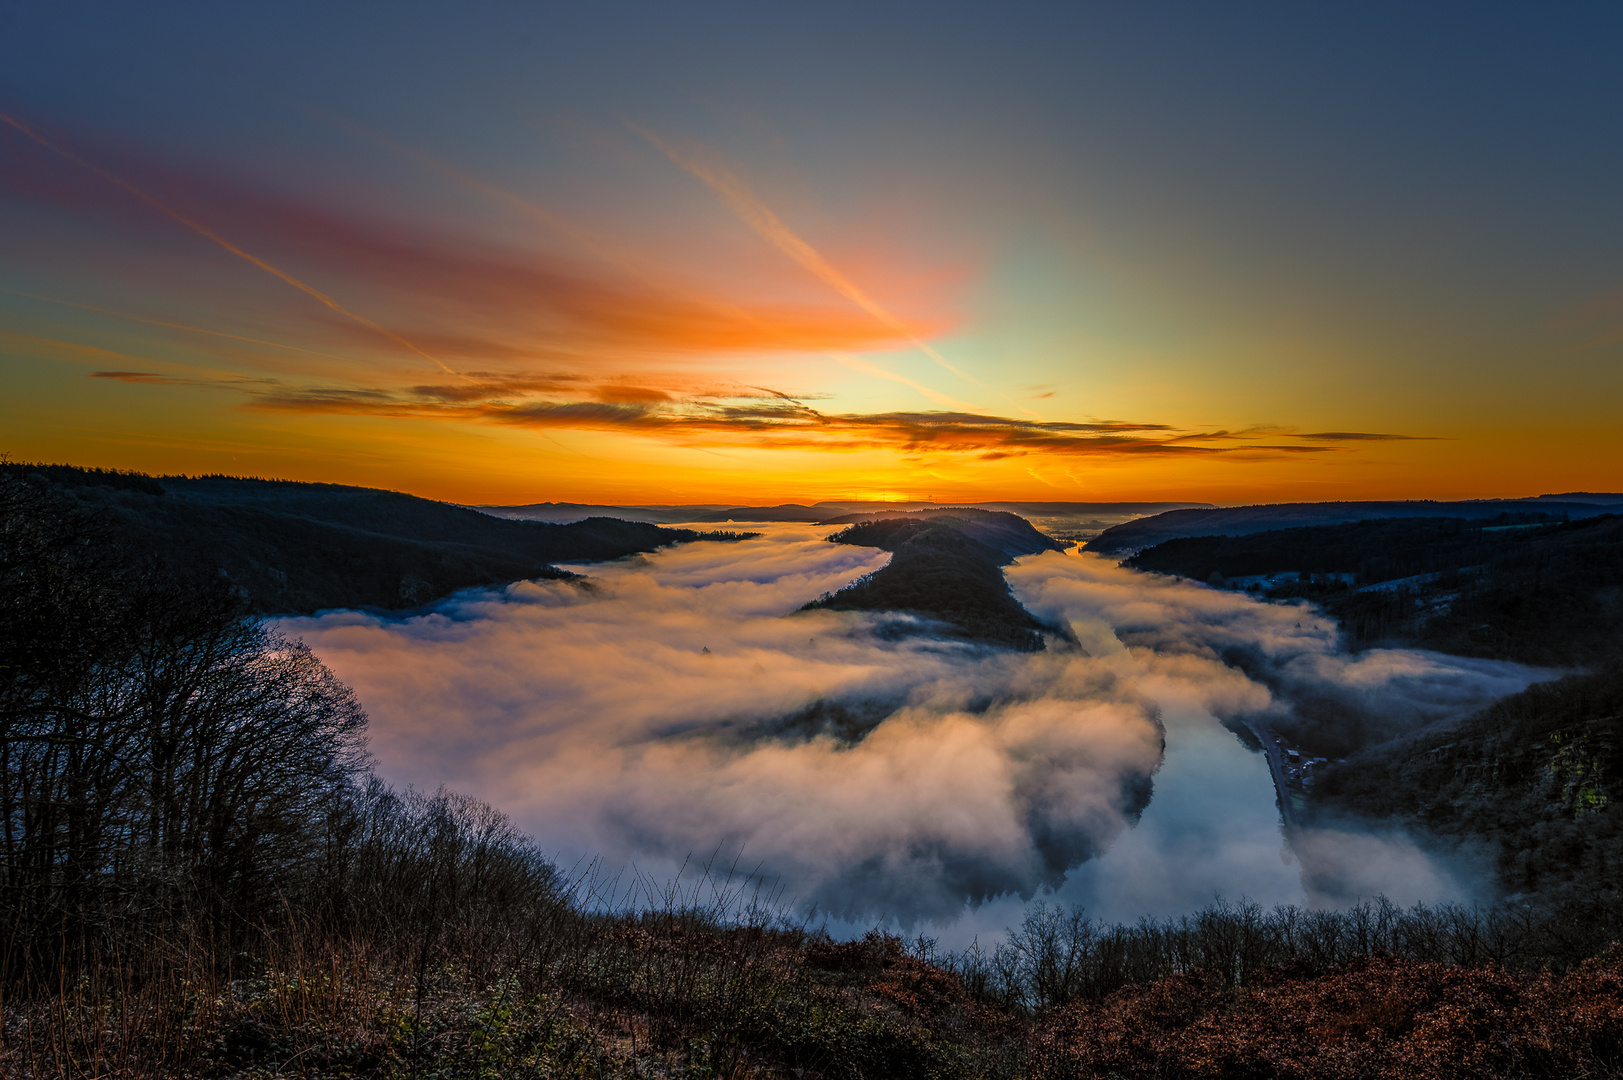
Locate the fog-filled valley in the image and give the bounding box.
[284,522,1547,933]
[10,462,1623,1078]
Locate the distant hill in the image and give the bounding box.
[476,502,741,524]
[804,509,1070,651]
[481,499,1210,528]
[480,502,843,524]
[1088,497,1623,554]
[1124,513,1623,667]
[0,463,732,614]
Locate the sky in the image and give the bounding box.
[3,2,1621,505]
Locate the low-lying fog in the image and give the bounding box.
[282,524,1549,944]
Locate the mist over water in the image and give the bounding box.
[282,524,1549,940]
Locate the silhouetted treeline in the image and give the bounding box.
[0,461,166,495]
[1,471,361,954]
[806,511,1069,650]
[0,461,738,615]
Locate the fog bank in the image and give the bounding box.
[283,525,1547,926]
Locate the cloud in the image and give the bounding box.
[89,370,166,382]
[242,381,1391,459]
[5,289,365,364]
[282,528,1544,923]
[829,351,979,411]
[1289,826,1485,909]
[1289,432,1439,442]
[1,330,158,368]
[1010,553,1546,749]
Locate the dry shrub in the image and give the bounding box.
[1031,950,1623,1080]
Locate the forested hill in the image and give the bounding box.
[1313,664,1623,907]
[805,509,1070,650]
[0,463,728,614]
[1087,496,1623,554]
[1124,513,1623,666]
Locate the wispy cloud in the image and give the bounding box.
[234,376,1379,458]
[2,330,157,367]
[88,370,167,383]
[88,368,279,390]
[1289,431,1438,442]
[828,351,979,411]
[7,114,1439,477]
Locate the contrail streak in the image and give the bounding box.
[312,112,631,275]
[0,110,457,375]
[2,289,360,364]
[631,123,978,384]
[321,114,855,366]
[828,352,979,411]
[326,114,991,414]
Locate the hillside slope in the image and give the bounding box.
[1,464,723,614]
[1125,513,1623,666]
[1088,496,1623,554]
[1313,664,1623,905]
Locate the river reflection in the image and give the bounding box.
[1056,702,1302,921]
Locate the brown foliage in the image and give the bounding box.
[802,930,1024,1042]
[1031,951,1623,1079]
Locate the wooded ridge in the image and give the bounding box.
[0,461,739,614]
[805,509,1071,651]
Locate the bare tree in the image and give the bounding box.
[1,472,368,976]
